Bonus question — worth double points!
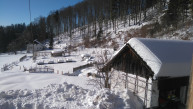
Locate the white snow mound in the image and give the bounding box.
[0,82,141,109]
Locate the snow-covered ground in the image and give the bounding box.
[0,48,104,91]
[0,53,26,70]
[0,82,143,109]
[0,47,144,109]
[0,71,96,92]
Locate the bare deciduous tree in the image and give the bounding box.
[95,49,114,89]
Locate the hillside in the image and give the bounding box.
[2,0,193,53]
[52,0,193,52]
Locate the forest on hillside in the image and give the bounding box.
[0,0,192,53]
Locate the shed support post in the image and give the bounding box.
[125,73,128,89]
[136,75,139,93]
[134,75,138,94]
[144,78,149,108]
[187,56,193,109]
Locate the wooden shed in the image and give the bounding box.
[102,38,193,108]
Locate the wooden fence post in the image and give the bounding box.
[187,56,193,109]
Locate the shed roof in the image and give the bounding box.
[115,38,193,78]
[51,49,64,54]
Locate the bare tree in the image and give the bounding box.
[95,49,114,89]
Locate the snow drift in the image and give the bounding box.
[0,82,143,109]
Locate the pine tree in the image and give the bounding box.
[164,0,180,28]
[190,0,193,18]
[53,11,60,38]
[49,36,53,49]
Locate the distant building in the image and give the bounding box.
[27,44,44,53]
[102,38,193,108]
[51,50,64,57]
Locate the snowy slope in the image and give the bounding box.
[0,54,26,72]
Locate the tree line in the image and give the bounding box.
[0,0,192,53]
[0,24,26,53]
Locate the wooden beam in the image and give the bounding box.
[187,56,193,109]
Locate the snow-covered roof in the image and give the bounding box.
[51,50,64,54]
[127,38,193,78]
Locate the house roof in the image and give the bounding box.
[114,38,193,78]
[51,49,64,54]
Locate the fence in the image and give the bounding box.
[1,55,27,72]
[35,51,51,57]
[73,63,94,73]
[1,61,19,72]
[124,74,152,108]
[19,55,27,62]
[29,66,54,73]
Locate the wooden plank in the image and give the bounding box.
[127,80,152,91]
[123,74,152,85]
[187,56,193,109]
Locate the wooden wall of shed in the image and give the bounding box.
[101,45,157,108]
[110,46,153,79]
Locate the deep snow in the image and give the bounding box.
[0,82,143,109]
[0,48,143,109]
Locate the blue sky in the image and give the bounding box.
[0,0,83,26]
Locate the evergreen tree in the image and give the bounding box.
[191,0,193,17]
[49,36,53,49]
[163,0,180,28]
[53,11,60,37]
